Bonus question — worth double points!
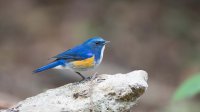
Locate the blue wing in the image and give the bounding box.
[52,45,93,61]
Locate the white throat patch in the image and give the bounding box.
[98,45,105,64]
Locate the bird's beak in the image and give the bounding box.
[105,41,110,44]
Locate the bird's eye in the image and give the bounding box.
[95,42,100,45]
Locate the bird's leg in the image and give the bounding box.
[75,72,86,80]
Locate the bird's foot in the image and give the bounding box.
[82,72,99,81]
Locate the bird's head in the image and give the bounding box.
[83,36,110,50]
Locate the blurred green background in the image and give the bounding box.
[0,0,200,112]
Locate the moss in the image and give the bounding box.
[119,92,136,101]
[118,88,145,101]
[73,90,89,99]
[108,92,116,96]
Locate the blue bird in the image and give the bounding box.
[33,36,109,79]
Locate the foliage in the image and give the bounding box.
[172,73,200,101]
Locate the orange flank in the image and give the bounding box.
[72,56,95,68]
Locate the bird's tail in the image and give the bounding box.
[33,60,65,73]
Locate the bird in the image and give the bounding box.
[33,36,109,79]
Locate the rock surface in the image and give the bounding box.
[2,70,148,112]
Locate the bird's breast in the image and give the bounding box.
[70,56,96,70]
